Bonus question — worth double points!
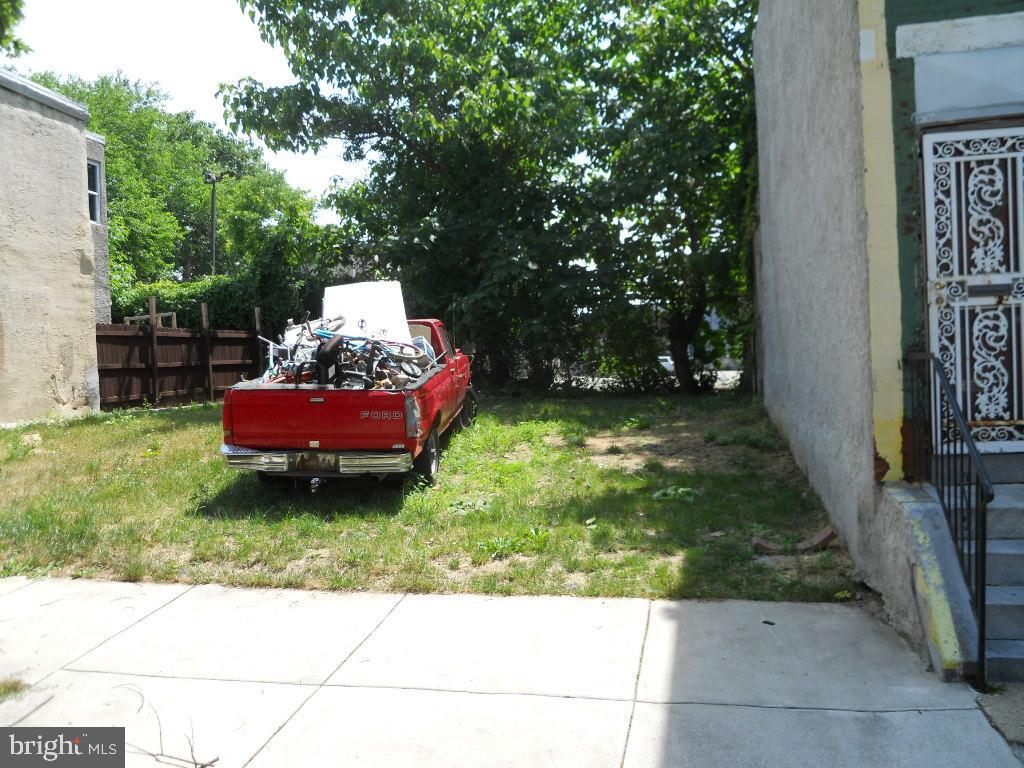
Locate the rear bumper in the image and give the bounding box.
[220,444,413,475]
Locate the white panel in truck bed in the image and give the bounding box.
[322,281,414,344]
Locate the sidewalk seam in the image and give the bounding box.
[61,668,321,688]
[37,667,981,713]
[630,700,979,714]
[0,578,39,600]
[241,592,407,768]
[619,599,652,768]
[36,584,197,687]
[9,694,55,727]
[322,593,408,684]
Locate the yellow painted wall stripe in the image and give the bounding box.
[860,0,905,480]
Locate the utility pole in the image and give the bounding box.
[203,170,233,275]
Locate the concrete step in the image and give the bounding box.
[986,586,1024,639]
[987,639,1024,682]
[989,485,1024,539]
[989,509,1024,539]
[924,483,1023,538]
[982,454,1024,484]
[987,540,1024,585]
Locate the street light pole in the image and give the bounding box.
[203,170,232,275]
[211,179,217,274]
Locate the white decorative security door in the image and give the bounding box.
[925,126,1024,452]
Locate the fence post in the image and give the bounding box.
[253,306,262,379]
[201,303,215,402]
[148,295,160,405]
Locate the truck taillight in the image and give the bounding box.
[405,395,422,438]
[223,390,234,445]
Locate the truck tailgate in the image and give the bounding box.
[227,387,410,451]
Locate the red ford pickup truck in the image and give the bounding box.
[221,319,476,484]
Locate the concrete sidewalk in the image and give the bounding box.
[0,577,1017,767]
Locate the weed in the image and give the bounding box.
[479,536,522,561]
[623,415,654,430]
[0,678,26,701]
[450,498,489,516]
[652,485,702,502]
[806,550,837,574]
[590,521,617,551]
[522,526,551,553]
[705,424,782,452]
[120,558,146,582]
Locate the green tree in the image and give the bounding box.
[589,0,757,392]
[226,0,756,390]
[30,73,323,305]
[225,0,617,384]
[32,74,184,289]
[0,0,28,57]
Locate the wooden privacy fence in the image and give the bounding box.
[96,299,262,410]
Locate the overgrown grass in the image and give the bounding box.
[0,395,857,600]
[0,678,27,701]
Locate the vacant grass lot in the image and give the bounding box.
[0,394,858,600]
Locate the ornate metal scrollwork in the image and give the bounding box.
[972,309,1010,420]
[926,128,1024,448]
[967,162,1006,274]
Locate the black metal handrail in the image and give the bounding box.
[906,350,993,685]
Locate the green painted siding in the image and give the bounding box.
[883,0,1024,357]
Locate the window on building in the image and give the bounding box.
[87,161,101,223]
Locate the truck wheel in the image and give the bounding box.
[457,389,478,429]
[413,429,440,485]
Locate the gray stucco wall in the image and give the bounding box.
[754,0,876,561]
[86,133,111,324]
[0,84,100,422]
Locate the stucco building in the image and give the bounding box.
[755,1,1024,681]
[0,69,110,422]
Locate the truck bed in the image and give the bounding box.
[225,380,428,452]
[220,318,472,479]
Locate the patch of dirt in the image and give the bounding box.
[980,684,1024,752]
[585,424,737,472]
[544,563,587,591]
[753,554,803,576]
[503,444,534,463]
[284,548,334,573]
[442,553,534,587]
[754,550,854,579]
[652,551,688,571]
[582,420,808,478]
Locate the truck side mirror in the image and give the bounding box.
[461,342,477,357]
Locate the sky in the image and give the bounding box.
[6,0,367,222]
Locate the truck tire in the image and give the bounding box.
[457,389,478,429]
[412,428,440,485]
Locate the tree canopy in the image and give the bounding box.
[32,73,326,311]
[590,1,756,390]
[0,0,27,57]
[225,0,756,390]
